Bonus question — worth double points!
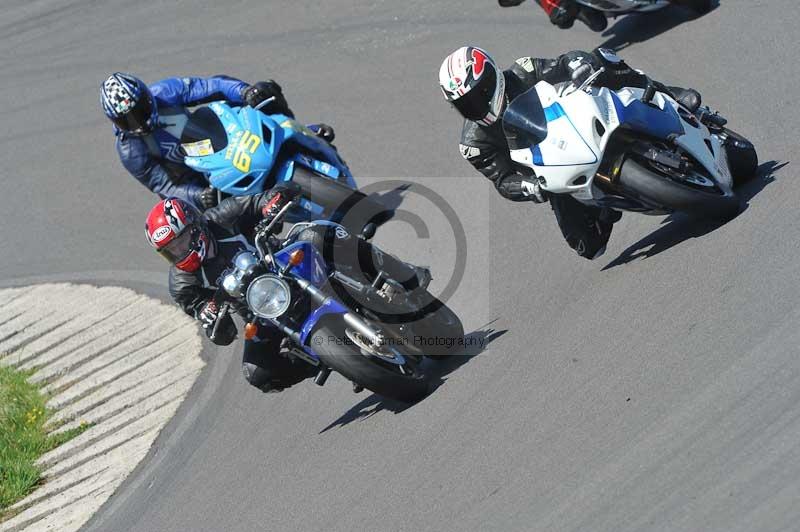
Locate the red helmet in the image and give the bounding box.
[145,198,211,272]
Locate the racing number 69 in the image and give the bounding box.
[233,131,262,173]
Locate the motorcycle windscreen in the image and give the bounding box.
[502,88,548,150]
[180,107,229,154]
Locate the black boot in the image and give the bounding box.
[599,207,622,225]
[549,4,577,28]
[576,6,608,31]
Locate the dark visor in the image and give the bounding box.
[157,228,195,264]
[111,90,155,134]
[452,66,497,121]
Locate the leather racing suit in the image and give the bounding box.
[114,76,255,210]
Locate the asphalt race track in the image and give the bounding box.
[2,1,799,531]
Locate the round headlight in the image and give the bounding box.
[246,275,291,319]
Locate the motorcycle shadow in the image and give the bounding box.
[602,160,786,270]
[597,1,720,52]
[318,325,508,434]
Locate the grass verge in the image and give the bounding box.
[0,365,90,518]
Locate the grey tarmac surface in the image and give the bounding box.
[1,1,799,531]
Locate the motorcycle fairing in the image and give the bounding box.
[273,241,330,288]
[509,78,729,206]
[183,103,277,194]
[609,89,684,140]
[183,102,353,196]
[530,102,599,167]
[298,297,349,347]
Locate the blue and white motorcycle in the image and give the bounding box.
[210,194,464,403]
[180,100,383,230]
[505,56,758,219]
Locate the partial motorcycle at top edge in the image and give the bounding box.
[500,0,712,32]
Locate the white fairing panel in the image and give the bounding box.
[674,119,734,188]
[575,0,670,13]
[509,82,617,199]
[508,78,734,209]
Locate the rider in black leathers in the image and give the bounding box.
[441,47,701,259]
[157,188,428,393]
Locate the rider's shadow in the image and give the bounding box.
[350,184,411,228]
[318,325,508,434]
[598,1,720,52]
[602,160,787,270]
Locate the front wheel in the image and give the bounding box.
[721,129,758,187]
[617,157,740,219]
[310,320,430,403]
[407,291,464,360]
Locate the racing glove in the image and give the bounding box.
[198,300,237,345]
[307,123,336,143]
[199,187,218,210]
[198,300,219,330]
[243,80,292,116]
[569,62,594,87]
[255,184,302,234]
[496,174,548,203]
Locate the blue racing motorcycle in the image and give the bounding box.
[210,193,464,403]
[180,100,383,230]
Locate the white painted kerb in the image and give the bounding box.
[0,283,204,532]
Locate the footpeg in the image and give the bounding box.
[376,276,404,304]
[315,367,331,386]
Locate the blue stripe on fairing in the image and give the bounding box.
[530,102,598,167]
[532,146,544,165]
[531,103,562,164]
[543,103,566,122]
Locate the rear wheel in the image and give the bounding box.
[310,320,430,403]
[617,156,739,219]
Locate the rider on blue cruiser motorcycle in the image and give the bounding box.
[144,187,430,393]
[439,47,703,259]
[101,73,335,211]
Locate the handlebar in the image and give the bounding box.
[209,301,231,342]
[561,66,605,97]
[255,199,298,267]
[253,96,276,112]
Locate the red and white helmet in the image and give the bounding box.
[145,198,211,272]
[439,46,506,126]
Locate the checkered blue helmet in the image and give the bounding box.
[100,73,158,134]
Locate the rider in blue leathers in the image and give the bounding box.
[101,73,334,210]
